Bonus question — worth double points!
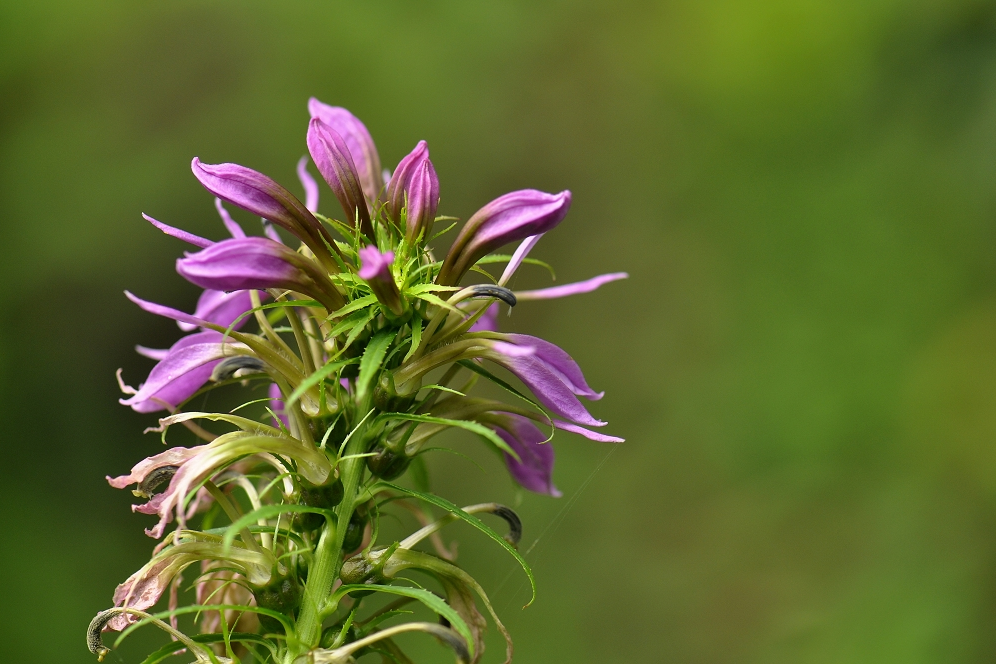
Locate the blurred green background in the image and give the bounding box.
[4,0,996,661]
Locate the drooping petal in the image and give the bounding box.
[296,156,319,213]
[553,420,624,443]
[386,141,439,242]
[501,333,603,400]
[306,118,373,238]
[490,414,559,496]
[308,98,383,204]
[214,199,246,239]
[135,345,169,361]
[478,340,606,427]
[177,289,257,333]
[107,447,200,490]
[176,237,343,312]
[438,189,571,285]
[118,331,243,413]
[143,214,212,248]
[515,272,629,301]
[498,234,543,286]
[191,158,336,263]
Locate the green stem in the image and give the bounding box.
[287,414,369,661]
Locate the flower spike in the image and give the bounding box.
[99,97,623,664]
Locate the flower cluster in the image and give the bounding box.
[90,98,625,664]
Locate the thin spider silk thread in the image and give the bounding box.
[494,445,619,611]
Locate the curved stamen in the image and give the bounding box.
[311,622,469,664]
[465,284,517,307]
[211,356,267,381]
[133,465,178,499]
[399,502,522,549]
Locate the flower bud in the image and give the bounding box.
[386,141,439,243]
[341,512,367,553]
[308,98,383,205]
[297,476,344,531]
[366,445,411,480]
[437,189,571,285]
[307,118,373,239]
[358,245,405,317]
[176,237,344,312]
[190,158,337,264]
[252,575,301,634]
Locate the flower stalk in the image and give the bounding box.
[92,97,626,664]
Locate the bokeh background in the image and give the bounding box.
[4,0,996,661]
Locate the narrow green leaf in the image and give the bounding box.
[356,330,395,403]
[377,482,537,606]
[138,633,275,664]
[475,254,556,279]
[285,357,359,408]
[376,412,519,460]
[328,294,378,320]
[222,504,334,551]
[333,584,473,655]
[413,292,462,314]
[404,317,422,362]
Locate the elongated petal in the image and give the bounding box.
[135,345,169,361]
[307,118,372,237]
[143,214,212,248]
[308,98,383,203]
[125,291,213,329]
[490,414,560,496]
[177,289,257,332]
[498,234,543,286]
[515,272,629,301]
[191,158,335,261]
[553,420,624,443]
[118,331,241,413]
[296,156,319,212]
[176,237,343,312]
[502,333,603,399]
[439,189,571,285]
[214,198,245,239]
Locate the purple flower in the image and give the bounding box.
[385,141,439,243]
[476,338,605,428]
[118,331,245,413]
[487,414,561,497]
[437,189,571,285]
[176,289,256,333]
[307,118,373,239]
[176,237,344,312]
[191,158,337,265]
[358,245,404,316]
[308,98,383,205]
